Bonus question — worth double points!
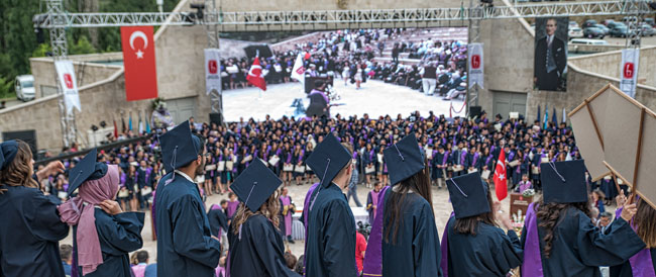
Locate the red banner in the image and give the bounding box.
[121,26,158,101]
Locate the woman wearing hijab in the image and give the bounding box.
[0,140,69,276]
[59,149,145,276]
[362,134,441,276]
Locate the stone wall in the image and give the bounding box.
[569,46,656,88]
[30,58,122,98]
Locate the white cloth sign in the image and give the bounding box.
[204,48,222,95]
[619,48,639,98]
[54,60,81,113]
[468,43,484,89]
[291,53,305,84]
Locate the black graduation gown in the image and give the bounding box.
[446,216,523,276]
[610,248,656,277]
[155,173,221,276]
[382,192,442,276]
[536,207,646,276]
[227,214,300,277]
[73,209,145,276]
[208,208,229,237]
[0,185,69,277]
[305,183,358,277]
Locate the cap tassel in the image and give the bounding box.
[165,146,178,185]
[309,158,331,211]
[548,162,566,182]
[69,170,84,193]
[448,179,468,197]
[239,182,258,241]
[394,144,405,161]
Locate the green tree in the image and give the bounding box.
[70,36,97,55]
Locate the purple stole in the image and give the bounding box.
[485,155,493,167]
[303,183,320,276]
[227,200,240,219]
[615,206,656,276]
[519,181,532,193]
[460,151,467,166]
[280,195,293,236]
[362,186,390,276]
[522,202,544,277]
[442,151,450,166]
[440,212,455,276]
[472,152,480,168]
[369,190,381,221]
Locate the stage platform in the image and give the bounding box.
[221,78,466,122]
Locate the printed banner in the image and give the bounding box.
[54,60,81,113]
[468,43,484,89]
[620,48,640,98]
[204,48,222,95]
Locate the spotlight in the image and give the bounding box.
[100,121,107,128]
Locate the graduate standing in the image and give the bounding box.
[304,133,358,276]
[58,149,145,276]
[227,159,300,277]
[279,187,295,244]
[442,172,523,276]
[362,134,442,277]
[0,140,69,276]
[154,121,221,276]
[520,160,646,276]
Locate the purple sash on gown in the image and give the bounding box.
[615,204,656,276]
[522,202,544,277]
[362,186,390,276]
[281,196,293,236]
[440,211,455,277]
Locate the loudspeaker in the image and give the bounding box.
[2,130,38,159]
[209,113,223,126]
[469,106,482,119]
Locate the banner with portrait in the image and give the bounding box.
[534,17,569,92]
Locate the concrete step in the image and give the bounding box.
[373,57,422,65]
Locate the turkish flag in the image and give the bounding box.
[493,150,507,201]
[246,57,267,91]
[121,26,158,101]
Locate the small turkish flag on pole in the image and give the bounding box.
[247,57,267,91]
[493,150,508,201]
[121,26,158,101]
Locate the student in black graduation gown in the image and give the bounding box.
[304,133,358,276]
[0,140,69,276]
[208,202,229,238]
[362,134,442,277]
[58,149,144,276]
[155,121,221,276]
[527,160,646,276]
[443,172,523,277]
[609,194,656,277]
[227,159,300,277]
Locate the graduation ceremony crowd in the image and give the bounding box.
[219,28,468,99]
[1,108,655,277]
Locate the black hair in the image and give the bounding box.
[137,250,149,263]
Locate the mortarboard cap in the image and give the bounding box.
[541,160,588,204]
[0,140,19,171]
[384,134,425,186]
[160,121,202,173]
[67,149,108,195]
[446,172,491,219]
[231,159,282,212]
[306,132,351,188]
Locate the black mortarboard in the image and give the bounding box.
[384,134,425,186]
[0,140,19,171]
[541,160,588,204]
[160,120,202,173]
[306,132,351,188]
[446,172,491,219]
[231,159,282,212]
[67,149,108,195]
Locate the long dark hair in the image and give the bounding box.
[453,188,496,236]
[232,190,281,235]
[537,200,592,258]
[634,198,656,249]
[383,160,433,245]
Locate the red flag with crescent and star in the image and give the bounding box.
[246,57,267,91]
[493,150,507,201]
[121,26,158,101]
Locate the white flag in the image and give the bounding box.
[619,48,639,98]
[291,53,305,84]
[54,60,81,113]
[562,108,567,124]
[204,48,222,95]
[468,43,484,89]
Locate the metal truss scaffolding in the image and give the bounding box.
[36,1,655,30]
